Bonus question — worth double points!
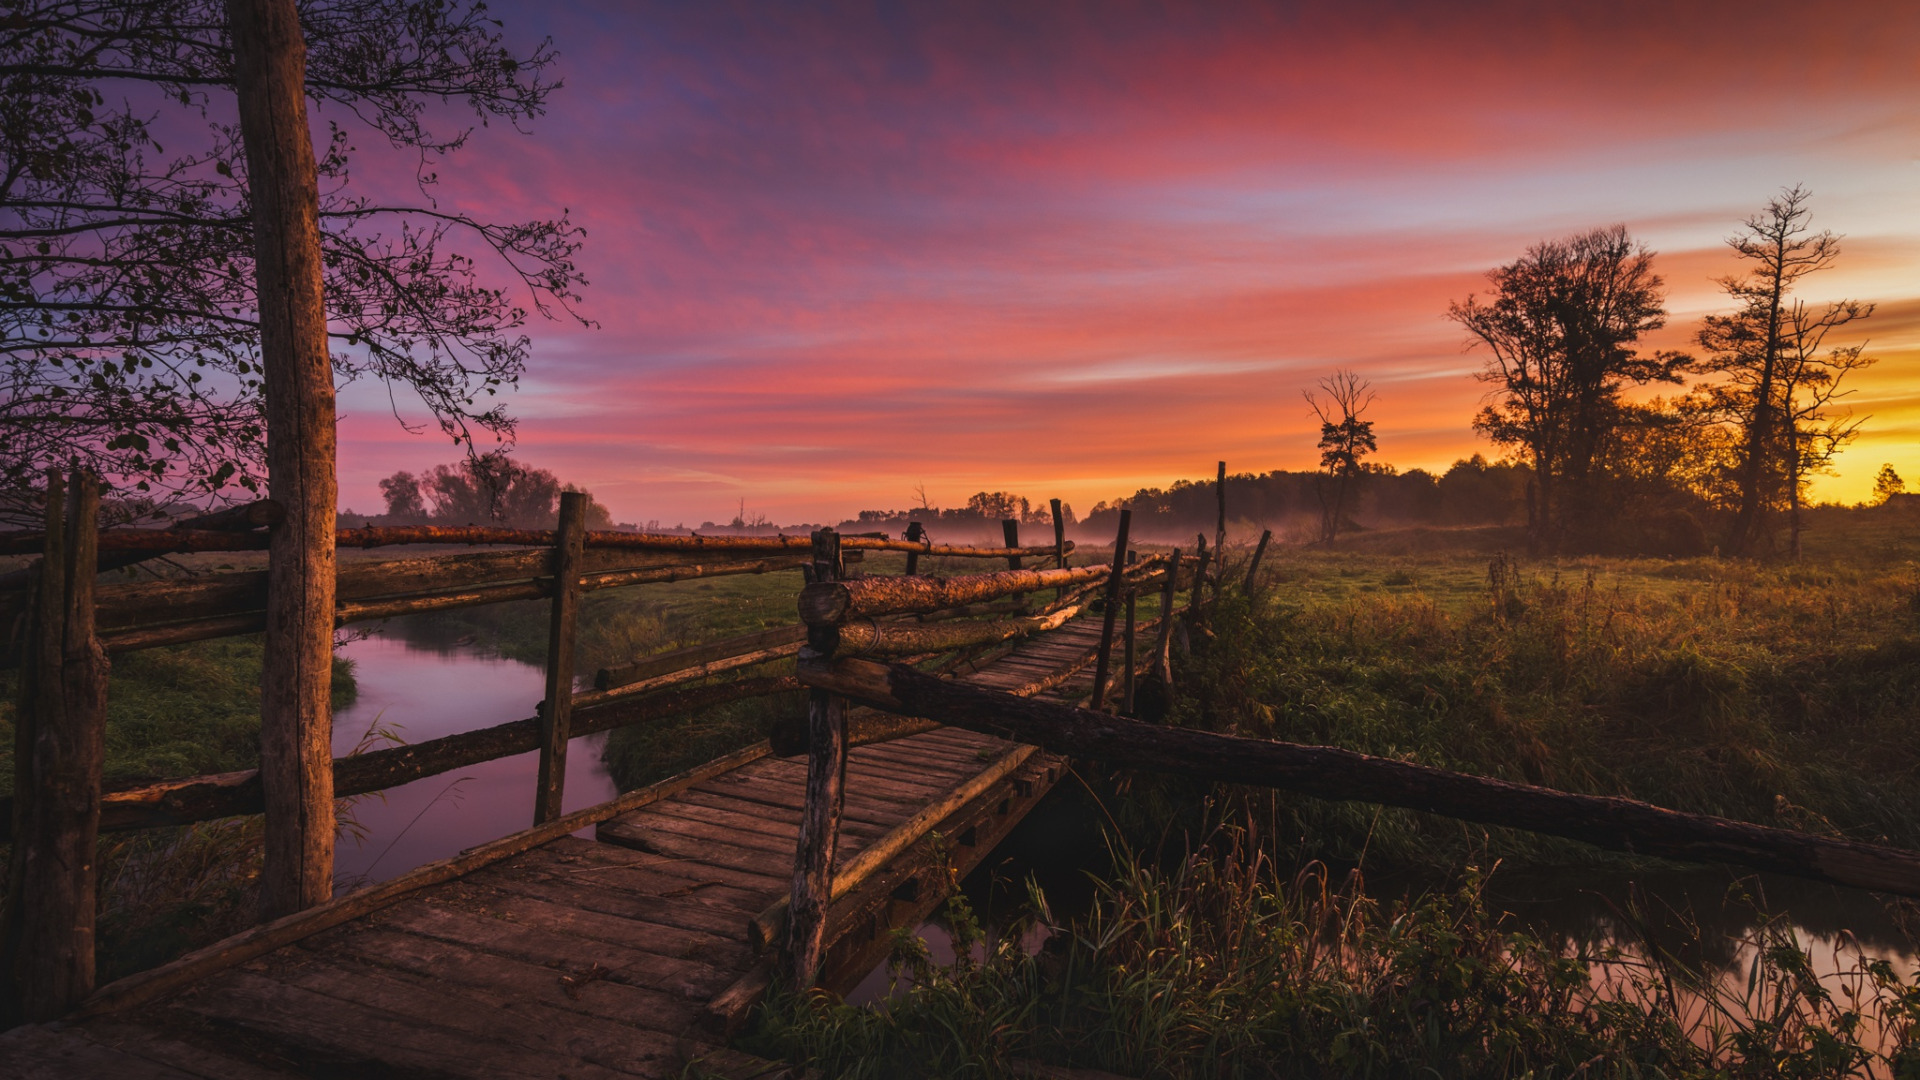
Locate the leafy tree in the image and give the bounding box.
[1302,369,1374,543]
[380,454,610,529]
[1448,226,1684,551]
[0,0,588,521]
[1872,464,1905,506]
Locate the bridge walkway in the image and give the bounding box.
[1,619,1112,1079]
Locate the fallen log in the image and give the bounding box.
[835,604,1084,658]
[797,655,1920,899]
[0,675,800,837]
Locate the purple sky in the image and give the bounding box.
[331,0,1920,525]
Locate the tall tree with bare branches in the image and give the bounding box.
[1304,370,1375,544]
[1697,186,1873,557]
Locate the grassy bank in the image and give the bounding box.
[1,637,357,981]
[1156,530,1920,872]
[745,836,1920,1078]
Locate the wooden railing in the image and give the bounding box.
[0,484,1084,1020]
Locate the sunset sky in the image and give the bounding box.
[333,0,1920,526]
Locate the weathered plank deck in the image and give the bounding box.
[0,619,1110,1079]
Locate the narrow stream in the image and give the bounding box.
[329,633,618,885]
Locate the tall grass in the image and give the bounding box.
[747,834,1920,1078]
[1173,551,1920,869]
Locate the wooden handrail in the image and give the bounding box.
[0,525,1074,560]
[0,674,801,839]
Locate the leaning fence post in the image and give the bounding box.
[1215,460,1227,566]
[2,470,108,1023]
[1153,547,1182,684]
[533,491,589,825]
[1186,533,1212,643]
[1122,550,1137,715]
[1002,519,1022,571]
[1244,529,1272,595]
[1050,499,1067,599]
[1089,509,1132,711]
[791,529,847,986]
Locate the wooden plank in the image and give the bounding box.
[449,875,752,945]
[601,812,834,862]
[369,898,735,1000]
[63,1022,293,1080]
[320,925,705,1034]
[266,952,685,1073]
[75,742,774,1020]
[178,968,645,1079]
[596,822,806,881]
[466,860,766,935]
[0,1025,210,1080]
[685,777,906,830]
[501,841,781,909]
[638,797,888,846]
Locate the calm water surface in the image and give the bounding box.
[329,633,617,884]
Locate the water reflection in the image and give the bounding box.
[330,633,617,884]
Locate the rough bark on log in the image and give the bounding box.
[1245,529,1272,593]
[800,564,1111,624]
[533,493,587,825]
[0,500,281,593]
[835,605,1083,659]
[0,526,1069,560]
[0,676,802,838]
[232,0,338,918]
[597,625,807,690]
[792,531,847,986]
[1089,510,1131,711]
[750,745,1037,951]
[798,655,1920,899]
[768,710,942,758]
[5,472,108,1022]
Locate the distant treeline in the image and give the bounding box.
[1079,456,1532,545]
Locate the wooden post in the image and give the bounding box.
[1215,461,1227,565]
[1002,520,1022,570]
[533,492,588,825]
[230,0,339,918]
[1244,529,1272,594]
[1088,509,1131,711]
[1153,547,1182,683]
[3,471,108,1022]
[1051,499,1067,599]
[790,529,847,986]
[903,521,925,576]
[1122,550,1137,714]
[1190,534,1210,613]
[1050,500,1066,568]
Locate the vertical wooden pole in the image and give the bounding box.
[1153,547,1182,683]
[0,475,58,1016]
[791,530,846,986]
[534,492,588,825]
[1050,499,1066,568]
[1122,550,1137,715]
[1215,461,1228,564]
[4,471,107,1022]
[1089,509,1131,712]
[1002,520,1022,570]
[1051,499,1067,600]
[1188,534,1212,625]
[230,0,338,918]
[1244,529,1272,594]
[903,521,924,576]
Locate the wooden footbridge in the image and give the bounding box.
[1,487,1185,1077]
[1,623,1111,1079]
